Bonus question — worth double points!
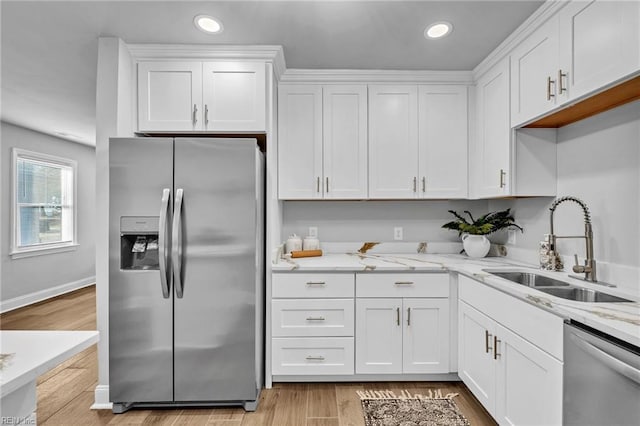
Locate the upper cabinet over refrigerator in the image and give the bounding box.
[138,61,266,132]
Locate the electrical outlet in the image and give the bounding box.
[394,227,403,241]
[507,229,517,245]
[308,227,318,238]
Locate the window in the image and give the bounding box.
[11,148,77,257]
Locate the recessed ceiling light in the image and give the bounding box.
[425,21,453,39]
[194,14,223,34]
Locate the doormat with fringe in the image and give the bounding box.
[358,389,470,426]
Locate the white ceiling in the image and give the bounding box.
[1,0,543,146]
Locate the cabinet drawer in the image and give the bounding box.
[356,273,449,298]
[459,275,563,360]
[272,299,354,337]
[273,273,354,298]
[272,337,354,375]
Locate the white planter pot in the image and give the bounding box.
[462,234,491,258]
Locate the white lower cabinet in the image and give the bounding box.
[355,296,450,375]
[272,337,354,375]
[271,273,355,376]
[458,275,563,426]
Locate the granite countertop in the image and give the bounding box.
[272,243,640,348]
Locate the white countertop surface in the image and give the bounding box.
[273,250,640,348]
[0,330,99,397]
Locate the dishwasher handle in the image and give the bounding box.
[570,333,640,385]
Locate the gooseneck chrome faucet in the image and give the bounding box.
[549,196,597,282]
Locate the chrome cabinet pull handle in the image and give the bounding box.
[407,307,411,326]
[204,104,209,125]
[422,177,426,193]
[485,330,493,354]
[558,69,567,94]
[394,281,414,285]
[413,177,417,192]
[547,76,555,100]
[192,104,198,125]
[396,307,400,326]
[326,177,329,193]
[306,316,325,321]
[306,281,326,286]
[306,356,325,361]
[158,188,172,299]
[317,177,320,193]
[494,335,501,360]
[499,169,506,188]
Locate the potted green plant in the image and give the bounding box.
[442,209,523,257]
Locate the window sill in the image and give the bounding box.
[10,244,79,259]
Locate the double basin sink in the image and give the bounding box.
[485,271,632,303]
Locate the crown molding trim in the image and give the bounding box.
[473,0,568,81]
[126,44,287,80]
[280,69,474,84]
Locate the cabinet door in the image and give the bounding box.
[418,85,468,199]
[278,85,323,199]
[202,62,266,131]
[475,59,511,198]
[558,0,640,102]
[368,85,419,199]
[323,85,368,199]
[458,301,497,417]
[495,324,562,426]
[510,15,559,127]
[138,62,202,131]
[402,298,450,374]
[355,298,402,374]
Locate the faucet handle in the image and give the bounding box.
[573,254,587,273]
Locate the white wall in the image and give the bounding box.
[282,199,489,244]
[0,121,96,309]
[490,100,640,291]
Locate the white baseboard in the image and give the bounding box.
[0,276,95,313]
[91,385,112,410]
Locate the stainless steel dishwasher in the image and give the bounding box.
[564,321,640,425]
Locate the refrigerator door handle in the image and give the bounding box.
[172,188,185,298]
[158,188,172,298]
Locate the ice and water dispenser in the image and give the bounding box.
[120,216,160,270]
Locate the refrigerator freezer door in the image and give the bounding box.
[173,138,259,402]
[109,137,174,403]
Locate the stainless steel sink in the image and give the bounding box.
[484,269,632,303]
[488,271,570,288]
[536,287,632,303]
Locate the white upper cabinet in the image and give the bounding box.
[278,85,368,200]
[557,0,640,102]
[322,86,368,199]
[368,85,419,199]
[474,59,511,198]
[277,85,323,199]
[138,62,203,131]
[418,85,468,198]
[202,62,266,131]
[510,15,560,127]
[137,61,265,132]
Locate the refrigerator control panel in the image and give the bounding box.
[121,216,159,234]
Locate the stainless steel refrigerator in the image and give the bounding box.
[108,137,264,413]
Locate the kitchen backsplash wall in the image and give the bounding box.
[491,100,640,292]
[282,199,489,244]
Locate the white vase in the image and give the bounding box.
[462,234,491,258]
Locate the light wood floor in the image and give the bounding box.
[0,286,496,425]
